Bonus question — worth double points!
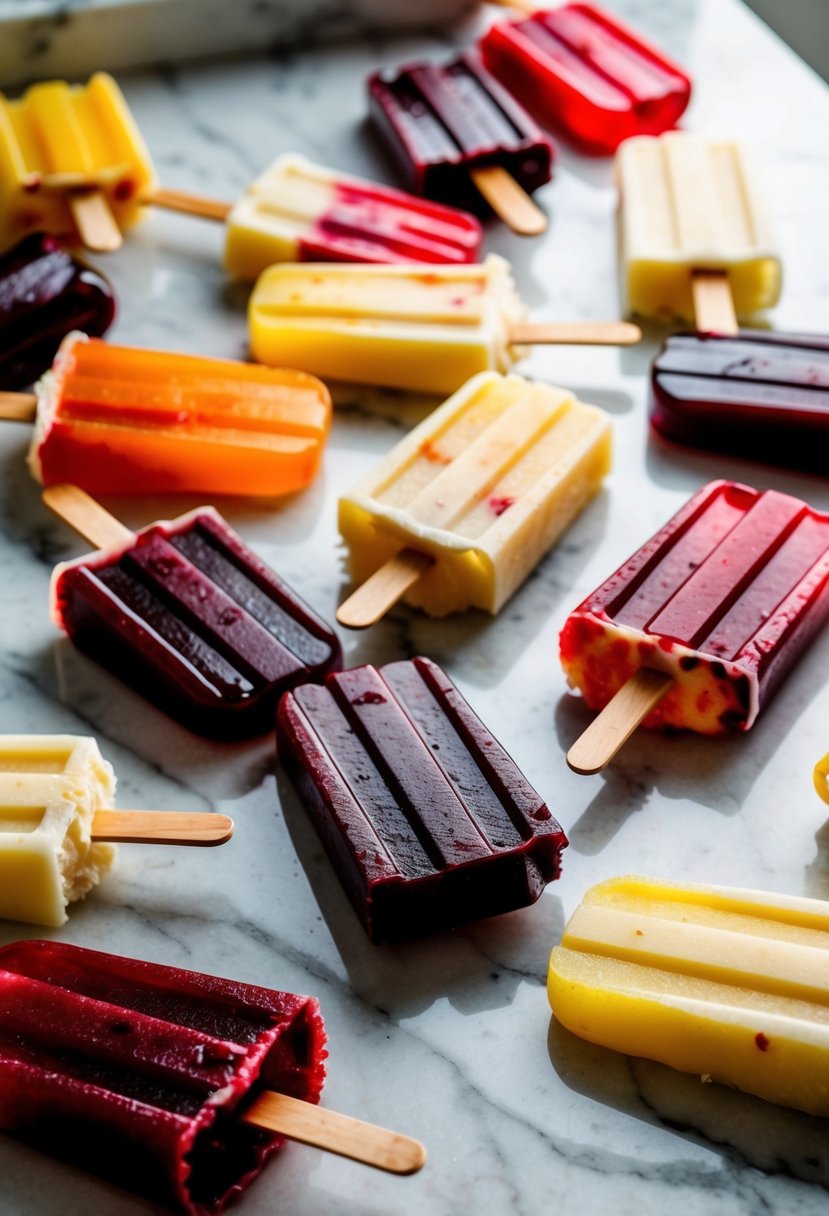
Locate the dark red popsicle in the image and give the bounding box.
[0,232,115,389]
[277,656,567,944]
[479,3,691,155]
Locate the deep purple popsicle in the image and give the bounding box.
[52,505,342,739]
[277,656,567,944]
[0,232,115,389]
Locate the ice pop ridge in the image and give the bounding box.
[0,234,114,389]
[29,333,332,497]
[650,331,829,471]
[367,52,553,212]
[278,657,567,943]
[479,3,690,155]
[249,255,526,396]
[0,73,156,250]
[548,876,829,1117]
[618,134,781,322]
[560,480,829,734]
[339,372,612,617]
[224,154,483,280]
[0,735,115,926]
[0,939,326,1214]
[52,506,342,739]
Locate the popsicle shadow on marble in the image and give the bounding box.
[546,1018,829,1187]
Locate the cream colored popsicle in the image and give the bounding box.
[617,133,782,326]
[548,875,829,1116]
[338,371,612,620]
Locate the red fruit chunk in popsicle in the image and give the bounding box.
[480,3,691,155]
[367,52,553,214]
[0,938,326,1216]
[650,331,829,472]
[277,656,567,944]
[560,480,829,734]
[52,506,342,739]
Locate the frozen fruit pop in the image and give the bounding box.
[0,734,232,927]
[0,940,424,1215]
[337,371,612,626]
[0,331,331,497]
[617,133,782,330]
[368,52,552,234]
[46,486,342,739]
[650,330,829,472]
[0,233,114,390]
[479,3,691,155]
[0,72,156,252]
[249,255,641,397]
[548,876,829,1117]
[561,480,829,773]
[278,657,567,943]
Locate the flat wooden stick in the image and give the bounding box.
[814,754,829,806]
[691,270,739,335]
[336,550,434,630]
[488,0,537,14]
[242,1091,426,1175]
[470,165,547,236]
[145,187,233,223]
[567,668,674,775]
[508,321,642,346]
[42,484,134,550]
[0,392,37,422]
[68,190,123,253]
[91,811,234,846]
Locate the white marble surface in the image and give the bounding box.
[2,2,829,1214]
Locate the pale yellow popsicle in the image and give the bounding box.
[549,875,829,1116]
[0,736,116,926]
[0,73,156,250]
[339,371,612,617]
[617,133,782,323]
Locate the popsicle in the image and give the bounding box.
[617,133,782,331]
[0,734,233,927]
[650,330,829,472]
[548,875,829,1117]
[0,331,331,497]
[560,480,829,774]
[479,3,691,155]
[249,256,641,397]
[367,52,553,234]
[815,754,829,805]
[0,72,156,252]
[337,371,612,627]
[278,656,567,943]
[45,485,342,739]
[0,233,114,390]
[0,940,425,1215]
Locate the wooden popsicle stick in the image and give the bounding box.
[0,392,37,422]
[67,190,123,253]
[336,550,434,630]
[145,186,233,223]
[242,1091,426,1176]
[470,165,547,236]
[814,754,829,806]
[508,321,642,346]
[691,270,739,335]
[488,0,537,13]
[567,668,674,775]
[90,811,234,846]
[42,484,134,550]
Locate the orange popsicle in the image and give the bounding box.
[28,333,331,497]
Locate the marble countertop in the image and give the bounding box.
[2,2,829,1214]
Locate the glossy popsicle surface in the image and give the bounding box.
[368,52,553,212]
[52,506,342,739]
[650,330,829,470]
[479,3,690,154]
[0,939,326,1215]
[278,656,567,943]
[560,480,829,734]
